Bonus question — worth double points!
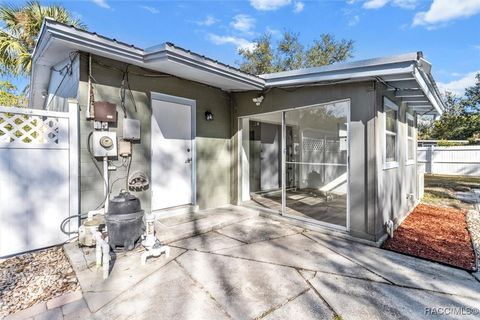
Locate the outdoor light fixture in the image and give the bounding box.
[205,110,214,121]
[252,95,264,106]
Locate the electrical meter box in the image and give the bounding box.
[123,118,141,141]
[94,101,117,123]
[92,131,117,157]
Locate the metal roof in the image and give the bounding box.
[262,52,444,115]
[30,18,445,115]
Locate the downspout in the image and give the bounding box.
[373,80,380,241]
[228,92,237,205]
[86,53,94,119]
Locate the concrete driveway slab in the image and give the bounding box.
[218,234,385,282]
[309,272,480,320]
[305,231,480,298]
[94,261,230,320]
[171,231,244,252]
[69,246,185,312]
[177,250,308,319]
[216,217,302,243]
[263,289,334,320]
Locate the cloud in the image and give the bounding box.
[392,0,418,9]
[230,14,255,33]
[250,0,292,11]
[266,26,281,37]
[363,0,388,9]
[413,0,480,28]
[140,6,159,14]
[348,15,360,26]
[196,15,218,26]
[362,0,417,10]
[293,2,304,13]
[92,0,110,9]
[207,34,255,51]
[437,71,480,96]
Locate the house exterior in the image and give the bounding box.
[29,19,445,243]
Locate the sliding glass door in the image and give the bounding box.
[243,100,350,229]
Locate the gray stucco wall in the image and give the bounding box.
[77,54,232,214]
[374,83,418,240]
[68,52,416,242]
[232,82,378,240]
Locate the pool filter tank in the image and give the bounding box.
[105,192,144,250]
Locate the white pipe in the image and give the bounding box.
[141,245,170,265]
[103,156,109,213]
[102,238,110,280]
[94,232,110,279]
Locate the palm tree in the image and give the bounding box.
[0,1,86,76]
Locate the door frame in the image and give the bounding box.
[237,98,351,232]
[150,92,197,210]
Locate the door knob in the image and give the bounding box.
[187,148,191,152]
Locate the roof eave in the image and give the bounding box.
[263,61,416,88]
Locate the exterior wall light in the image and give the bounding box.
[252,95,264,106]
[205,110,214,121]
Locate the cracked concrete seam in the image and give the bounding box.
[174,258,234,320]
[295,269,339,319]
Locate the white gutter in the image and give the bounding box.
[413,67,444,115]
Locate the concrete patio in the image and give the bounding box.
[19,205,480,320]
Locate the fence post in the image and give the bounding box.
[426,145,434,173]
[68,99,80,233]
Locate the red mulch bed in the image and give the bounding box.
[382,203,476,271]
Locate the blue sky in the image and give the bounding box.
[13,0,480,94]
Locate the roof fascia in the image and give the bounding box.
[264,62,415,88]
[413,67,444,115]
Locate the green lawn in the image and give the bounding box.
[423,174,480,210]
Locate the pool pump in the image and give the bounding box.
[105,191,144,250]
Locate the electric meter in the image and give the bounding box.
[92,131,117,157]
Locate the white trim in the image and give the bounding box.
[413,67,444,115]
[150,92,197,208]
[383,97,399,170]
[405,113,415,166]
[68,99,80,231]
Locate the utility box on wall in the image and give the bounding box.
[123,118,141,141]
[94,102,117,123]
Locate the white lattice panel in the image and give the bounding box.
[0,112,62,144]
[302,137,325,152]
[302,137,340,152]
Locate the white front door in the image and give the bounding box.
[151,93,195,211]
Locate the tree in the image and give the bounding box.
[419,74,480,143]
[0,80,26,106]
[0,1,86,76]
[238,31,354,75]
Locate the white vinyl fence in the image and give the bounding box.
[418,145,480,176]
[0,101,78,257]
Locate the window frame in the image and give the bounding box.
[406,113,415,165]
[383,97,399,169]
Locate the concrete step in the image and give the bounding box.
[152,205,199,219]
[154,205,258,244]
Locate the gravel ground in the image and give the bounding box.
[466,210,480,269]
[0,246,79,318]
